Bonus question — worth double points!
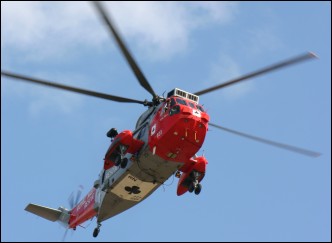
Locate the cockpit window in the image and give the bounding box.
[170,98,176,107]
[188,102,196,108]
[176,98,187,106]
[196,105,205,112]
[171,97,204,112]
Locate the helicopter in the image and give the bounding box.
[1,1,323,239]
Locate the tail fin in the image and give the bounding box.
[25,203,70,225]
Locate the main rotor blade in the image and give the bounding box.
[92,1,158,99]
[1,71,146,105]
[209,123,321,158]
[195,52,317,96]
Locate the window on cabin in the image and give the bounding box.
[170,98,176,107]
[176,98,187,106]
[162,99,171,114]
[188,102,196,109]
[196,104,205,112]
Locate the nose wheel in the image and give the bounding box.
[93,223,102,238]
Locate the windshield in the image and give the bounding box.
[188,102,196,108]
[196,105,205,112]
[176,98,187,106]
[174,98,205,112]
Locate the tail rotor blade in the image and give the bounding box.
[62,228,69,242]
[74,185,84,206]
[68,185,84,209]
[67,192,75,209]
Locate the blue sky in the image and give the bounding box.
[1,1,331,242]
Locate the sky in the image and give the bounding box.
[1,1,331,242]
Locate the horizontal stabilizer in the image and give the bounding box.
[25,203,62,222]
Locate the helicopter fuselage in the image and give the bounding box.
[14,2,319,239]
[67,89,210,228]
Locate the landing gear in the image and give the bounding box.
[114,145,128,169]
[187,171,203,195]
[188,181,202,195]
[120,157,128,169]
[114,155,128,168]
[93,228,99,238]
[194,183,202,195]
[114,154,122,166]
[93,223,101,238]
[188,182,195,193]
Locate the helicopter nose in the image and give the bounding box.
[178,116,207,145]
[148,105,209,161]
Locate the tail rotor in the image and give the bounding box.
[68,185,84,209]
[62,185,84,241]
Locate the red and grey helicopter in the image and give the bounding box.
[1,2,321,238]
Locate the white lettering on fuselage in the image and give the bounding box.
[75,189,95,212]
[159,112,169,121]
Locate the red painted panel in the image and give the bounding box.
[177,156,208,196]
[148,101,209,163]
[69,188,97,229]
[103,130,144,170]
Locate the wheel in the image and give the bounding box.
[194,183,202,195]
[114,154,121,166]
[120,158,128,169]
[93,227,100,238]
[188,182,195,193]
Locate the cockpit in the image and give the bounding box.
[169,97,205,112]
[167,88,205,113]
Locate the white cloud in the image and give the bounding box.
[1,1,239,115]
[206,54,255,101]
[1,1,238,61]
[189,1,238,23]
[1,72,89,116]
[109,1,238,59]
[245,27,283,56]
[27,87,82,116]
[1,2,107,61]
